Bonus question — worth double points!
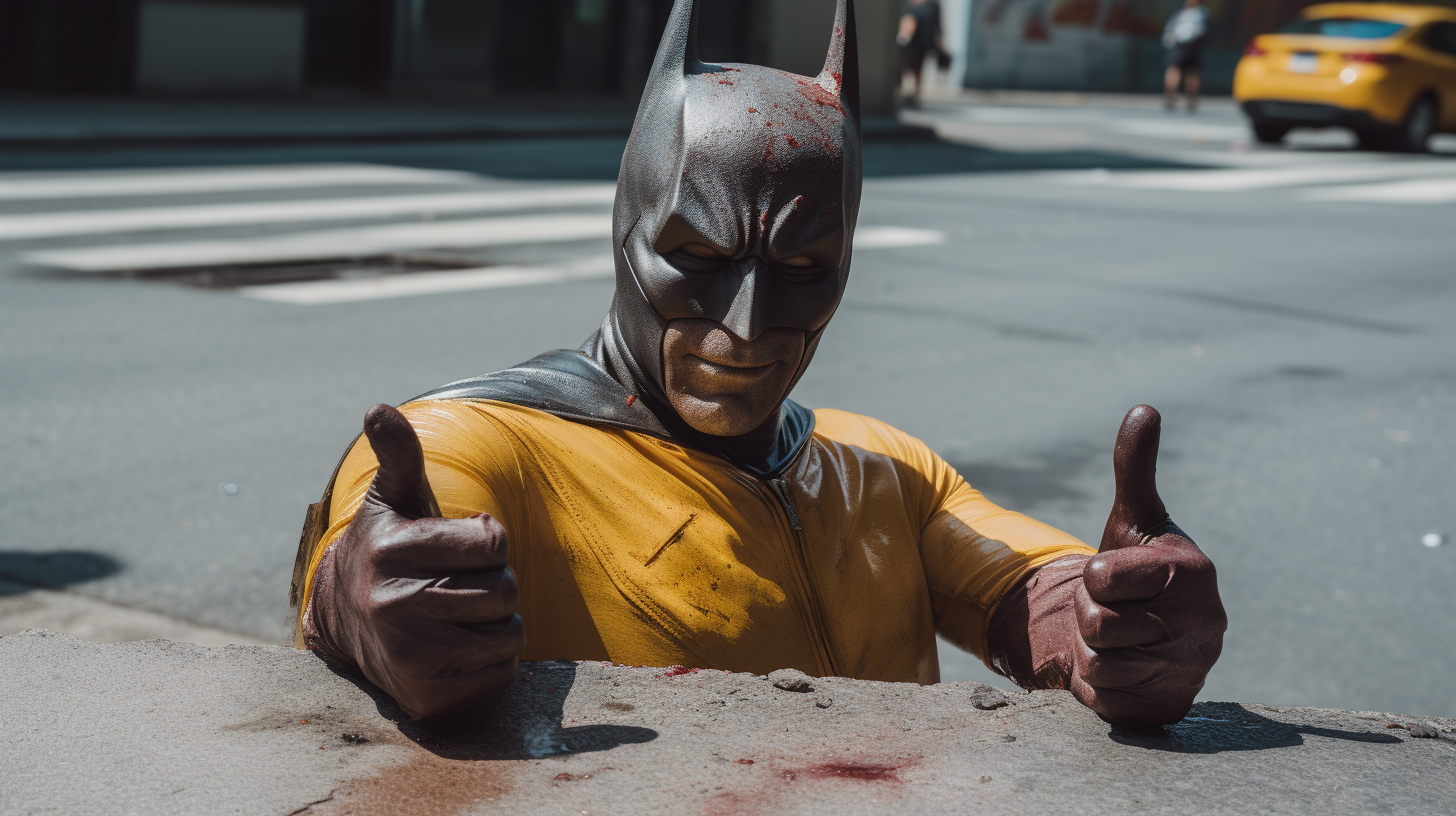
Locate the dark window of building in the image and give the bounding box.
[9,0,138,93]
[305,0,391,90]
[494,0,568,92]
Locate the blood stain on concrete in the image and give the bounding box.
[800,762,903,782]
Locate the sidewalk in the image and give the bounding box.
[3,631,1453,815]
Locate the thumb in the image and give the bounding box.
[362,404,440,520]
[1099,405,1170,552]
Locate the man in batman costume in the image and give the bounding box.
[290,0,1226,727]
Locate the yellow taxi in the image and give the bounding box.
[1234,3,1456,151]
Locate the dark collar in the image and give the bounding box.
[408,346,815,480]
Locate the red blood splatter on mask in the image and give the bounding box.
[625,395,636,406]
[734,758,755,765]
[719,80,734,85]
[759,209,770,230]
[785,135,800,148]
[747,107,757,113]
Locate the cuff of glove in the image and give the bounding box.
[986,554,1089,691]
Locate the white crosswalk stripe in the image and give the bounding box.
[0,185,616,240]
[1043,158,1456,203]
[0,163,480,202]
[23,213,615,272]
[238,256,618,306]
[5,163,945,305]
[1300,176,1456,204]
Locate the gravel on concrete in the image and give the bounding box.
[1,630,1452,816]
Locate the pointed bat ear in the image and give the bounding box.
[819,0,861,124]
[649,0,707,81]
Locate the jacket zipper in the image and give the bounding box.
[761,474,839,678]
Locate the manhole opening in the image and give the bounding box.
[115,253,482,289]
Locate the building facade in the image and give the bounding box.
[0,0,902,108]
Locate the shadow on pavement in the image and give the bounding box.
[337,658,658,761]
[1109,702,1405,753]
[0,550,123,597]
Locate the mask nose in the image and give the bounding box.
[719,257,769,341]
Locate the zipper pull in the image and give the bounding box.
[768,477,803,533]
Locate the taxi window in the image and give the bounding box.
[1425,22,1456,57]
[1278,18,1407,39]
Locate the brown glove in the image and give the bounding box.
[303,404,525,720]
[988,405,1227,728]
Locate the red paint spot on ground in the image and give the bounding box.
[659,665,701,677]
[733,758,754,765]
[626,394,636,406]
[785,135,800,148]
[718,80,734,85]
[747,107,757,113]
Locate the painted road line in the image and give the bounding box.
[1299,177,1456,204]
[854,226,946,248]
[1046,162,1456,192]
[0,184,617,241]
[238,256,617,305]
[1108,120,1251,141]
[0,163,482,202]
[22,214,614,272]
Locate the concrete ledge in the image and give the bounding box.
[2,630,1452,815]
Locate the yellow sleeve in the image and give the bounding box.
[813,409,1095,662]
[296,400,527,627]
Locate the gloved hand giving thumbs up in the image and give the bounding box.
[988,406,1227,728]
[303,404,525,720]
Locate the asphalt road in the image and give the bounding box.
[1,94,1452,719]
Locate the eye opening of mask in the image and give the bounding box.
[664,243,731,273]
[771,255,827,282]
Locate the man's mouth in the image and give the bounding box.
[686,355,781,380]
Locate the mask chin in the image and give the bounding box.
[660,319,807,438]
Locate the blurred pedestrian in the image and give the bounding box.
[897,0,946,107]
[1163,0,1209,113]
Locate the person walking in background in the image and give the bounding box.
[897,0,945,107]
[1163,0,1209,113]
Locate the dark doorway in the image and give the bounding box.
[304,0,392,90]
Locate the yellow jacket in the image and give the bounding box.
[294,399,1093,683]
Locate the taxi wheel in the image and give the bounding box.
[1251,120,1289,145]
[1395,97,1437,153]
